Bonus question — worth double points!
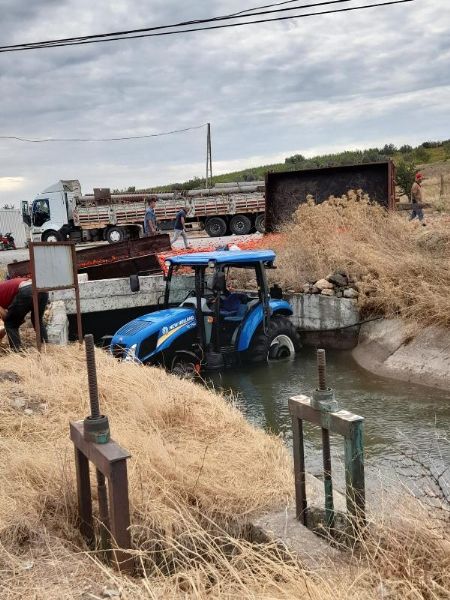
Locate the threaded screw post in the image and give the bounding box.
[317,349,327,391]
[85,334,100,419]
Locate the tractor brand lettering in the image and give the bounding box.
[157,316,196,348]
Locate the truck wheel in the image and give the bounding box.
[246,315,301,364]
[106,227,124,244]
[255,214,265,234]
[230,214,251,235]
[42,230,61,242]
[205,217,227,237]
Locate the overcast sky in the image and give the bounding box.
[0,0,449,205]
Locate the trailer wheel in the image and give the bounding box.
[106,227,125,244]
[42,230,61,242]
[255,214,265,234]
[205,217,227,237]
[230,214,252,235]
[246,315,301,364]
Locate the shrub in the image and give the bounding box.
[396,159,417,196]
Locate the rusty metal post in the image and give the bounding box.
[291,414,307,526]
[344,420,366,530]
[83,334,111,553]
[74,447,94,546]
[316,349,335,530]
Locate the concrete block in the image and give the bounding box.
[47,301,69,345]
[288,293,360,331]
[51,274,165,314]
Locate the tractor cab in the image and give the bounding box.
[110,250,300,373]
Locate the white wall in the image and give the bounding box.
[0,210,28,247]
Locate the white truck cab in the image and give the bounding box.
[29,180,80,242]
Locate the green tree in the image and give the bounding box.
[396,160,417,197]
[443,141,450,161]
[382,143,397,156]
[414,147,430,163]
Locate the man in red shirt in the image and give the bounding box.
[0,278,48,350]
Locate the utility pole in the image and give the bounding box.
[206,122,213,189]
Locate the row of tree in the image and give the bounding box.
[121,139,450,194]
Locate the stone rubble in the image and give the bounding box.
[302,271,360,300]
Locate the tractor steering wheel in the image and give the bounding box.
[180,290,196,304]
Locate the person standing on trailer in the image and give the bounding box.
[409,173,426,225]
[172,207,191,249]
[144,196,158,236]
[0,278,48,350]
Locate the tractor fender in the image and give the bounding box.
[237,300,293,352]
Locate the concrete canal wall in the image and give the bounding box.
[353,319,450,391]
[47,274,361,346]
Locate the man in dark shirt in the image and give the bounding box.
[171,207,190,249]
[409,173,426,225]
[0,278,48,350]
[144,197,158,236]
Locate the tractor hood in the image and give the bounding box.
[111,308,197,362]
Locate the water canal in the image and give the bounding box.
[208,348,450,499]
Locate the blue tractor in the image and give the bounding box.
[110,250,300,374]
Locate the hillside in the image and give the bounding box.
[142,139,450,194]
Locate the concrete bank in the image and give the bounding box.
[47,275,361,346]
[353,319,450,391]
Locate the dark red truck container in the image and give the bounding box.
[264,160,396,232]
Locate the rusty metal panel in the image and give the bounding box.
[265,161,394,232]
[78,254,161,280]
[7,234,171,279]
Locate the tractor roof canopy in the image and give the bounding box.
[166,250,276,267]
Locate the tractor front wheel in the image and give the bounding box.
[171,354,200,380]
[246,315,301,364]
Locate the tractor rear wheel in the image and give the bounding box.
[246,315,300,364]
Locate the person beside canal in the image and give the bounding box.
[144,196,158,236]
[0,278,48,351]
[409,173,426,225]
[172,207,191,249]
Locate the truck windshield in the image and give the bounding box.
[32,198,50,227]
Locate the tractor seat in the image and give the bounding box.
[223,303,248,323]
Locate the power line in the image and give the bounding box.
[0,0,414,53]
[0,1,352,51]
[0,123,207,143]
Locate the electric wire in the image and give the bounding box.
[0,0,352,50]
[0,0,414,53]
[0,123,208,143]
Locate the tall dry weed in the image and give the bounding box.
[270,198,450,327]
[0,346,448,598]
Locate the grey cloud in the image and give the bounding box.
[0,0,449,204]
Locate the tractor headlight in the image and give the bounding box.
[124,344,140,363]
[165,260,171,268]
[208,259,216,269]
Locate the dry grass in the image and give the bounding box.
[267,197,450,327]
[421,162,450,211]
[0,346,448,598]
